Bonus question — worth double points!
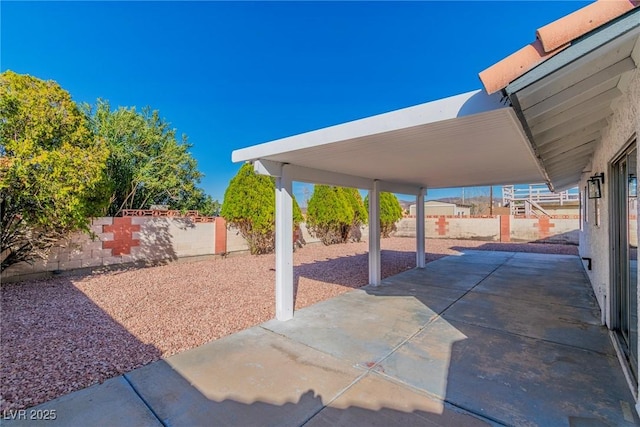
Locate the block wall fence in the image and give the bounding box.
[394,215,579,243]
[2,214,578,281]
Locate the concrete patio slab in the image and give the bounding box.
[305,373,494,427]
[507,252,585,270]
[262,290,431,365]
[361,280,467,314]
[442,292,612,354]
[4,250,638,427]
[377,317,637,426]
[0,376,161,427]
[125,326,364,427]
[473,266,598,309]
[384,268,492,292]
[422,260,502,277]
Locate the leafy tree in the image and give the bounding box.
[365,192,403,238]
[86,100,216,216]
[221,163,302,254]
[0,71,109,272]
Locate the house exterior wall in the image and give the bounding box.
[579,69,640,322]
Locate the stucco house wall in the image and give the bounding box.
[579,69,640,322]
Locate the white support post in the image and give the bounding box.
[275,165,294,321]
[368,180,381,286]
[416,188,426,268]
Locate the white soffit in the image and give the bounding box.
[508,11,640,191]
[232,89,546,191]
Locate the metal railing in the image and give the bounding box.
[502,184,579,217]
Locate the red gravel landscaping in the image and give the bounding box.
[0,237,578,411]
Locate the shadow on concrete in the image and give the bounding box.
[4,250,638,426]
[532,230,579,245]
[356,250,637,426]
[450,241,578,256]
[0,277,162,413]
[120,360,491,427]
[291,249,450,305]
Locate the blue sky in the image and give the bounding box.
[1,1,588,205]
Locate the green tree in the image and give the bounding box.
[365,192,403,238]
[307,185,355,245]
[341,187,368,242]
[0,71,109,272]
[220,163,302,254]
[86,100,216,216]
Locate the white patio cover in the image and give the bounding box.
[232,89,546,320]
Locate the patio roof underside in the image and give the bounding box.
[507,10,640,192]
[233,90,545,194]
[234,10,640,195]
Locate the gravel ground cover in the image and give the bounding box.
[0,237,578,411]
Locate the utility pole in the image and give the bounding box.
[489,186,493,215]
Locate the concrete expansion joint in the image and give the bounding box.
[450,316,616,359]
[444,399,510,427]
[121,374,167,427]
[300,371,369,427]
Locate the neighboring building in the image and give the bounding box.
[409,200,471,217]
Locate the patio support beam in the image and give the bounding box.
[275,164,294,321]
[368,180,381,286]
[416,188,426,268]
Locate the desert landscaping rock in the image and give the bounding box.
[0,238,577,411]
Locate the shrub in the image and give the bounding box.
[307,185,353,245]
[341,187,368,242]
[220,163,302,254]
[364,192,403,238]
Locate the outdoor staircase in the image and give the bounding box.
[502,184,578,217]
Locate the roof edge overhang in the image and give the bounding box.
[505,8,640,95]
[231,88,545,194]
[505,8,640,191]
[232,89,506,163]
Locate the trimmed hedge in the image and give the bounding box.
[221,163,303,254]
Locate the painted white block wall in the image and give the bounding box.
[579,69,640,321]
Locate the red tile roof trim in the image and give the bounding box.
[536,0,638,53]
[479,0,639,95]
[478,40,569,95]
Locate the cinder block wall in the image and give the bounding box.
[2,217,224,280]
[395,216,578,243]
[2,214,580,281]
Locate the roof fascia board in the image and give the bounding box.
[254,159,283,177]
[505,9,640,95]
[232,89,505,163]
[285,164,374,190]
[377,181,422,195]
[253,161,422,194]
